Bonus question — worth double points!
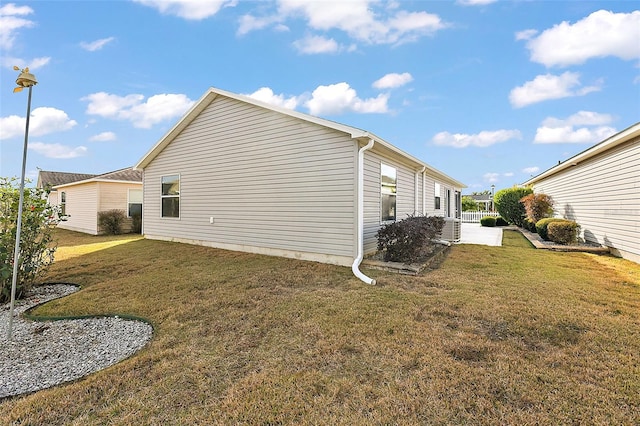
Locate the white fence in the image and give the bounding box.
[461,211,499,223]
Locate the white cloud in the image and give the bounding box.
[237,14,280,36]
[2,56,51,70]
[0,3,34,50]
[89,131,116,142]
[542,111,614,127]
[509,72,601,108]
[80,37,115,52]
[293,35,339,54]
[526,10,640,67]
[373,72,413,89]
[457,0,497,6]
[515,29,537,41]
[432,129,521,148]
[522,166,540,174]
[0,107,77,140]
[534,112,617,144]
[243,0,448,46]
[534,125,616,144]
[305,82,389,115]
[29,142,88,159]
[503,172,514,177]
[133,0,237,20]
[483,172,500,183]
[245,87,299,110]
[83,92,195,129]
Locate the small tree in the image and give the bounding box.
[520,193,554,224]
[0,177,59,303]
[493,186,533,227]
[462,196,479,212]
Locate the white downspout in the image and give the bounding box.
[352,139,376,285]
[422,169,426,215]
[416,166,425,214]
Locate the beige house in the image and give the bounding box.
[523,122,640,263]
[135,87,465,283]
[38,168,143,235]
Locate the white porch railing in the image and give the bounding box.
[461,211,499,223]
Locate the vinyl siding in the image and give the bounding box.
[532,137,639,262]
[96,182,142,233]
[362,151,420,254]
[56,183,99,234]
[142,95,357,264]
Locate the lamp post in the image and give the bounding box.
[490,184,495,212]
[7,67,38,340]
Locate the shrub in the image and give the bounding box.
[0,177,59,303]
[495,217,509,226]
[523,218,538,233]
[462,196,479,212]
[480,216,496,227]
[520,193,554,224]
[132,212,142,234]
[377,214,445,263]
[548,221,580,245]
[493,186,533,227]
[98,209,126,235]
[535,217,566,241]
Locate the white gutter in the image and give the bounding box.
[352,139,376,285]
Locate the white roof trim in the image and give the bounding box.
[53,179,143,190]
[134,86,466,188]
[523,122,640,186]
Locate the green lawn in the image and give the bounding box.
[2,229,639,425]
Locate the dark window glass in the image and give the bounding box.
[381,164,397,222]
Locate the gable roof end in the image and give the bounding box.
[52,167,142,189]
[134,87,466,189]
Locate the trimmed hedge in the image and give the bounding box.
[377,214,445,263]
[495,216,509,226]
[535,217,566,241]
[480,216,496,227]
[524,218,538,233]
[548,220,580,245]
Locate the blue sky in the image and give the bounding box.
[1,0,638,192]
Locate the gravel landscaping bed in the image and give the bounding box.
[0,284,153,399]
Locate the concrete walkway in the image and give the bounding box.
[458,223,503,247]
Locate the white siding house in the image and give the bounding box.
[40,168,143,235]
[523,122,640,264]
[135,87,465,283]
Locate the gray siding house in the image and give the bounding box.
[523,122,640,264]
[135,87,465,283]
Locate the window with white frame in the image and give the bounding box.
[161,175,180,218]
[381,163,397,222]
[60,191,66,216]
[434,183,441,210]
[128,189,143,218]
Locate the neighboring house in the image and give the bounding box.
[523,122,640,264]
[134,87,465,284]
[466,193,493,211]
[37,168,143,235]
[37,170,96,206]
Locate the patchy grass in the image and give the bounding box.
[2,229,639,425]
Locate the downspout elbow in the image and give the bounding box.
[352,139,376,285]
